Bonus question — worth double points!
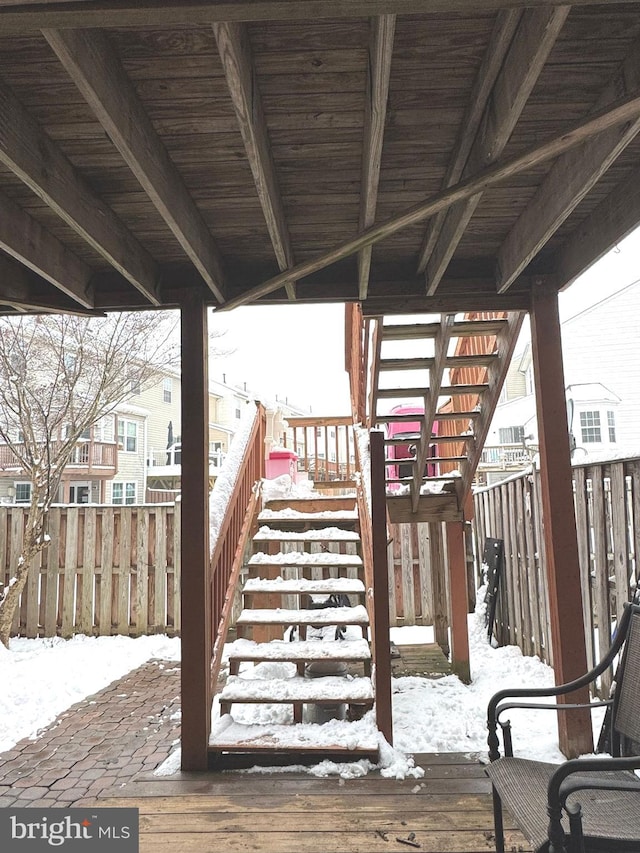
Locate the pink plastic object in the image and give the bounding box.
[385,404,438,491]
[266,449,298,480]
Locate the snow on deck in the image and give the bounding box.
[226,638,371,661]
[248,551,362,566]
[220,675,374,703]
[253,525,360,541]
[243,577,365,594]
[236,605,369,625]
[209,713,379,751]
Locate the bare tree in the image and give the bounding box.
[0,311,179,647]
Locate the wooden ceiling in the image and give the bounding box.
[1,2,640,316]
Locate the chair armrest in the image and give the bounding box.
[487,691,611,760]
[548,756,640,807]
[486,603,636,762]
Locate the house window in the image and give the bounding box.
[607,411,617,443]
[117,419,138,453]
[498,426,525,444]
[163,377,172,403]
[130,373,141,395]
[96,415,115,443]
[112,482,137,505]
[235,398,243,418]
[580,410,601,443]
[14,482,31,504]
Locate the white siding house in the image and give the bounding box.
[482,279,640,482]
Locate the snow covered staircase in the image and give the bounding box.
[210,493,380,766]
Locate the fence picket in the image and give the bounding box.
[3,503,178,639]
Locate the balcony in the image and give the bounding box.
[0,441,118,478]
[478,443,537,470]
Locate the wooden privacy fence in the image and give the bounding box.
[3,503,180,639]
[472,457,640,696]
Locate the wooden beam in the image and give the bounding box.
[0,77,159,305]
[459,312,524,498]
[0,1,634,32]
[179,287,211,771]
[0,190,93,308]
[367,320,383,425]
[386,494,463,524]
[361,285,532,316]
[417,8,521,273]
[44,28,226,303]
[422,7,569,294]
[530,283,593,758]
[411,314,455,513]
[0,253,101,315]
[552,161,640,290]
[212,22,294,300]
[497,36,640,293]
[358,14,395,301]
[446,521,471,683]
[220,88,640,310]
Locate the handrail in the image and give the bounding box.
[208,402,266,687]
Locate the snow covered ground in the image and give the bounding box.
[0,590,607,780]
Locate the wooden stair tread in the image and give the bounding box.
[376,384,488,398]
[220,675,374,703]
[258,510,358,523]
[237,605,369,626]
[376,410,480,423]
[380,319,507,340]
[209,718,379,754]
[243,577,365,595]
[253,526,360,542]
[248,551,362,567]
[226,638,371,663]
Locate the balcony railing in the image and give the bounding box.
[0,440,117,475]
[478,443,537,468]
[283,416,356,488]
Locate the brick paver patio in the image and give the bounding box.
[0,659,181,808]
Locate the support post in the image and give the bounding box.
[370,429,393,745]
[179,287,211,770]
[446,521,471,683]
[530,281,593,757]
[429,522,449,656]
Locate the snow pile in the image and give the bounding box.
[209,404,258,545]
[261,474,316,503]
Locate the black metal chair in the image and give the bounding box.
[485,601,640,853]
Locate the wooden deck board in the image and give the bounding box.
[87,754,532,852]
[390,642,452,678]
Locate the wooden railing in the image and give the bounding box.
[472,456,640,696]
[284,415,356,488]
[208,403,266,692]
[4,503,179,638]
[0,440,117,475]
[345,303,369,425]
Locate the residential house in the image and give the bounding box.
[480,280,640,484]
